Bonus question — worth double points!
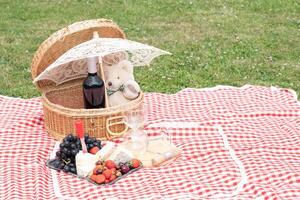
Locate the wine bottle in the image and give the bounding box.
[83,57,105,109]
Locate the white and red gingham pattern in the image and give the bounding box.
[0,85,299,200]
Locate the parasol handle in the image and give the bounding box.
[93,31,100,39]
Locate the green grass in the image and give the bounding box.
[0,0,299,98]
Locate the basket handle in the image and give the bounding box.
[106,116,128,139]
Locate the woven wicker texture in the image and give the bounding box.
[30,19,143,141]
[31,18,125,91]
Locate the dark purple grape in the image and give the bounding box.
[62,147,69,154]
[58,161,65,170]
[91,137,96,143]
[66,134,74,142]
[120,165,130,174]
[59,143,65,149]
[84,134,89,140]
[70,167,76,174]
[63,165,70,173]
[60,152,67,159]
[69,163,75,168]
[88,143,94,150]
[71,149,78,156]
[70,143,76,149]
[75,140,81,146]
[93,142,98,147]
[51,159,60,168]
[64,141,70,147]
[86,138,92,144]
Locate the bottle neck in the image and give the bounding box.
[88,72,98,76]
[87,57,98,74]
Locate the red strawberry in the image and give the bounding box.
[95,174,106,184]
[111,168,117,175]
[102,169,112,179]
[109,174,117,182]
[105,160,116,169]
[130,159,141,168]
[89,146,100,154]
[90,174,98,182]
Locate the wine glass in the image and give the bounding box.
[122,109,148,154]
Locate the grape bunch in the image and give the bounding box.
[49,134,102,175]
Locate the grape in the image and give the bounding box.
[63,165,70,172]
[69,163,75,168]
[91,137,96,143]
[59,143,65,149]
[64,141,70,147]
[70,167,76,174]
[66,134,74,142]
[62,147,68,154]
[71,149,78,156]
[86,138,92,144]
[70,143,76,149]
[93,142,98,147]
[51,159,60,168]
[58,161,65,170]
[75,140,81,146]
[120,165,130,174]
[88,143,94,150]
[60,152,67,160]
[51,134,102,174]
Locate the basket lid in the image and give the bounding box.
[31,19,126,91]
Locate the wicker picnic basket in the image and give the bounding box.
[31,19,144,141]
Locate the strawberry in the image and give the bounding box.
[89,146,100,154]
[105,160,116,169]
[102,169,112,179]
[95,174,106,184]
[111,168,117,175]
[130,159,141,168]
[109,174,117,182]
[90,174,98,182]
[105,179,110,183]
[93,165,103,175]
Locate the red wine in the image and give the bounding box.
[83,57,105,109]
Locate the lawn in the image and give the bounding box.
[0,0,299,98]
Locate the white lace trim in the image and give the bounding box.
[33,38,170,86]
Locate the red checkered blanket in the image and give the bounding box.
[0,85,299,200]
